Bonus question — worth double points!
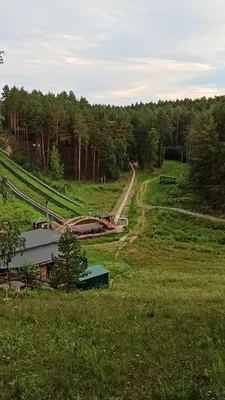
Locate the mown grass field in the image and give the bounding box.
[1,161,225,399]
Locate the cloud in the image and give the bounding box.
[156,87,223,101]
[108,84,148,99]
[1,0,225,104]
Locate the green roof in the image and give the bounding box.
[80,265,109,281]
[32,217,47,224]
[95,213,112,218]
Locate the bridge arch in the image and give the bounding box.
[58,216,114,233]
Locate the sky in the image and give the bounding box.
[1,0,225,105]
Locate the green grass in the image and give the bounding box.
[137,170,156,183]
[1,153,130,216]
[3,161,225,399]
[2,209,225,398]
[0,164,72,218]
[144,209,225,249]
[0,154,81,216]
[81,232,123,246]
[126,193,138,231]
[53,172,131,214]
[0,196,42,231]
[145,161,193,207]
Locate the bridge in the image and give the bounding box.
[56,216,115,233]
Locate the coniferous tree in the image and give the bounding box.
[51,231,87,289]
[0,221,26,288]
[50,145,64,181]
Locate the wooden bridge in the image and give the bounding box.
[56,216,115,233]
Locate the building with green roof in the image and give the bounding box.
[79,265,109,290]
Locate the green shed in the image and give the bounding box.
[79,265,109,290]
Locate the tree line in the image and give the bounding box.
[2,85,225,208]
[1,85,193,182]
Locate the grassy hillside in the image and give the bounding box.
[0,154,82,216]
[0,196,42,231]
[0,153,131,219]
[144,161,198,209]
[41,171,131,214]
[2,170,225,399]
[0,164,72,218]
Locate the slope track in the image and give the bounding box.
[0,150,82,215]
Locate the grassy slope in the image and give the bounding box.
[42,172,131,215]
[0,164,71,218]
[0,154,81,216]
[2,212,225,399]
[0,152,131,217]
[0,196,42,231]
[2,162,225,399]
[144,161,198,209]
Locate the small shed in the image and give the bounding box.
[95,213,113,223]
[79,265,109,290]
[32,217,48,230]
[160,176,177,185]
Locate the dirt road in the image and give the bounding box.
[139,177,225,224]
[114,163,136,225]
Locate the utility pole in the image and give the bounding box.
[181,149,183,179]
[46,200,50,230]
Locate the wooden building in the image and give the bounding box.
[0,229,110,289]
[0,229,62,280]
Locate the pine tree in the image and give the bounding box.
[0,221,26,288]
[51,231,87,289]
[146,128,159,168]
[189,110,219,205]
[50,145,64,181]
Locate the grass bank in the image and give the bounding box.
[0,196,42,231]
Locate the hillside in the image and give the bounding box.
[1,162,225,399]
[0,151,131,229]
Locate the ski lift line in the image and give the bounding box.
[6,180,63,224]
[0,148,83,208]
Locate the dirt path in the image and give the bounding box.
[115,176,155,258]
[114,163,136,225]
[88,173,225,255]
[138,176,225,224]
[144,205,225,223]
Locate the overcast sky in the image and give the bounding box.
[1,0,225,104]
